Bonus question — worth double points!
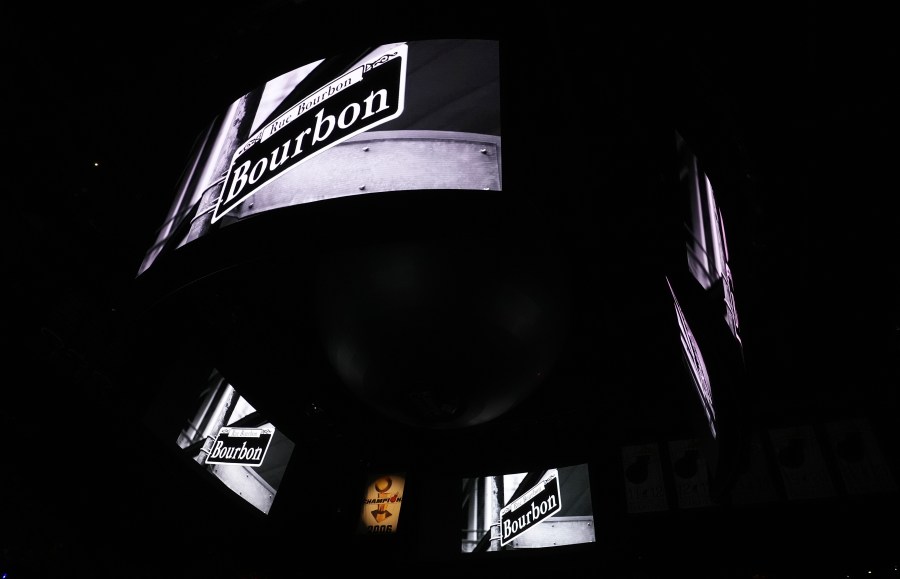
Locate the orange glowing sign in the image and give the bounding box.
[358,473,406,534]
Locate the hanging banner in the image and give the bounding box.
[358,473,406,534]
[824,418,898,495]
[667,438,714,509]
[769,424,836,501]
[622,443,669,513]
[729,430,778,506]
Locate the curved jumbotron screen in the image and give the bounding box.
[138,39,501,276]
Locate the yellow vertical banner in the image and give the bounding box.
[358,473,406,534]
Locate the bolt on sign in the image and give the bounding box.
[212,43,408,223]
[359,473,406,534]
[205,427,274,467]
[499,469,562,547]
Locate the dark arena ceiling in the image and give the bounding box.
[4,1,898,578]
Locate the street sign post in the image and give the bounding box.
[205,427,274,467]
[499,469,562,546]
[212,43,408,223]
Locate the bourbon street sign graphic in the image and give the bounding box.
[205,427,274,467]
[211,43,408,223]
[499,469,562,546]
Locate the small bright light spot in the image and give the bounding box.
[93,162,100,167]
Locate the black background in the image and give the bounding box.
[4,1,898,578]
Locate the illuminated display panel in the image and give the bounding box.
[667,277,717,439]
[676,131,742,347]
[139,39,501,276]
[357,473,407,535]
[161,369,296,515]
[461,463,595,553]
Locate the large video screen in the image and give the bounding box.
[667,277,717,439]
[145,368,296,515]
[139,38,501,276]
[461,463,595,552]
